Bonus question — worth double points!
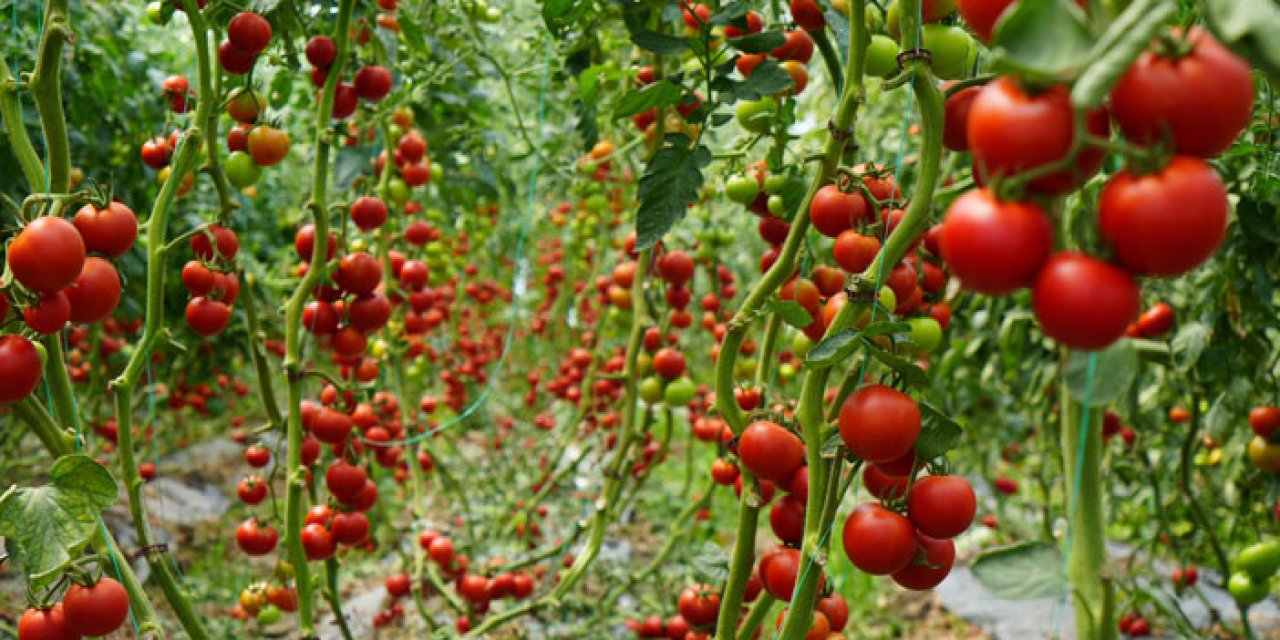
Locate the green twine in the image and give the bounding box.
[1050,351,1100,635]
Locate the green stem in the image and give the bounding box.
[0,56,45,188]
[1060,372,1114,640]
[28,0,71,192]
[736,593,777,640]
[279,0,357,631]
[241,275,282,428]
[713,467,764,640]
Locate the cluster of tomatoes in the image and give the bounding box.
[414,529,539,632]
[375,116,433,192]
[218,11,273,75]
[224,88,292,190]
[17,576,131,640]
[231,581,299,626]
[0,201,136,403]
[305,34,393,120]
[939,25,1251,351]
[181,225,241,337]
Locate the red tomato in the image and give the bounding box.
[839,385,920,463]
[657,251,695,286]
[1032,252,1139,350]
[769,494,806,545]
[790,0,826,31]
[967,77,1108,195]
[943,85,980,151]
[652,347,687,379]
[0,335,42,402]
[9,216,86,293]
[227,12,272,55]
[1250,406,1280,439]
[334,251,383,296]
[18,604,77,640]
[236,518,279,555]
[738,420,805,483]
[677,584,720,627]
[891,531,956,590]
[1098,156,1227,277]
[832,230,880,274]
[73,202,137,258]
[1109,28,1253,158]
[940,188,1052,295]
[841,503,917,575]
[354,65,393,101]
[63,577,130,636]
[817,592,849,631]
[810,185,868,238]
[906,475,976,538]
[64,257,122,323]
[185,297,232,337]
[302,522,335,560]
[22,290,70,334]
[1135,302,1175,338]
[863,463,910,500]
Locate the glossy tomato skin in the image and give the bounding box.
[1098,156,1227,277]
[236,518,279,555]
[810,185,867,238]
[1032,252,1139,351]
[967,77,1108,195]
[64,257,122,323]
[9,216,86,293]
[839,385,921,463]
[1136,302,1175,338]
[63,577,130,636]
[738,421,805,483]
[943,85,981,152]
[842,503,917,575]
[906,475,976,538]
[1110,28,1253,158]
[18,604,78,640]
[940,188,1052,295]
[769,494,806,545]
[891,531,956,590]
[0,335,41,402]
[73,202,137,258]
[677,585,720,627]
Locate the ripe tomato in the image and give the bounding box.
[942,84,980,152]
[842,503,917,575]
[1031,252,1138,351]
[350,196,389,231]
[1098,156,1227,277]
[306,35,337,68]
[191,225,239,262]
[236,518,279,555]
[218,40,257,75]
[738,421,805,483]
[790,0,826,31]
[9,216,86,293]
[652,347,686,379]
[771,30,814,63]
[335,251,382,296]
[22,291,70,334]
[839,385,920,463]
[760,546,803,601]
[64,257,122,323]
[817,592,849,631]
[227,12,272,54]
[185,297,232,337]
[940,188,1052,295]
[237,475,267,505]
[63,577,130,636]
[73,201,137,257]
[810,266,845,297]
[0,335,42,403]
[810,184,867,238]
[832,230,880,274]
[677,584,720,627]
[326,459,368,501]
[863,463,910,500]
[657,251,695,286]
[1250,406,1280,439]
[140,137,171,168]
[891,531,956,590]
[332,82,358,119]
[967,77,1108,195]
[769,494,806,545]
[386,573,412,598]
[302,522,335,560]
[1135,302,1175,338]
[457,574,490,603]
[906,475,976,538]
[724,10,763,38]
[247,125,290,167]
[18,604,77,640]
[1110,28,1253,158]
[354,65,393,101]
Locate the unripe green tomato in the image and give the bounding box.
[866,35,901,78]
[387,125,404,142]
[606,307,625,325]
[735,97,777,134]
[724,175,761,204]
[431,161,444,179]
[586,194,609,212]
[1234,541,1280,581]
[735,357,757,379]
[921,24,974,80]
[146,1,171,25]
[886,2,901,39]
[682,57,702,75]
[1228,572,1270,605]
[715,230,736,246]
[578,159,598,176]
[636,352,653,376]
[639,376,664,404]
[792,333,814,358]
[767,195,786,215]
[697,244,716,261]
[878,286,897,313]
[585,214,599,227]
[388,178,411,204]
[907,317,943,353]
[225,151,262,188]
[764,173,790,195]
[257,604,282,625]
[664,377,698,406]
[484,6,501,21]
[778,362,796,381]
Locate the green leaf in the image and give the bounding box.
[613,81,685,119]
[767,300,814,329]
[634,143,711,250]
[1063,340,1138,408]
[575,99,599,153]
[541,0,577,21]
[0,455,118,591]
[729,32,786,54]
[1070,0,1176,109]
[727,59,794,101]
[971,541,1067,600]
[805,329,862,369]
[689,540,730,583]
[861,321,913,338]
[820,430,845,457]
[630,28,690,55]
[916,401,962,460]
[708,2,749,25]
[989,0,1094,82]
[862,338,931,389]
[1203,0,1280,85]
[1170,322,1210,372]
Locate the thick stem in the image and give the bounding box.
[1060,372,1113,640]
[736,593,778,640]
[28,0,71,193]
[0,57,45,188]
[713,468,764,640]
[280,0,358,631]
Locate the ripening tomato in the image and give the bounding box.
[9,216,86,293]
[940,188,1052,295]
[842,503,917,575]
[967,77,1108,195]
[1110,28,1253,158]
[891,531,956,590]
[1032,252,1139,351]
[247,125,290,167]
[906,475,976,538]
[738,420,805,483]
[73,202,137,258]
[63,577,130,636]
[839,385,920,463]
[1098,156,1227,277]
[226,86,265,124]
[64,257,122,323]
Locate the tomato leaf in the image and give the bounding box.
[1170,322,1211,373]
[0,455,118,591]
[971,541,1067,600]
[629,28,691,55]
[635,141,712,250]
[708,2,749,26]
[613,80,685,119]
[989,0,1093,83]
[916,401,962,460]
[1203,0,1280,85]
[726,59,794,101]
[805,329,861,369]
[1071,0,1176,109]
[728,32,786,54]
[861,320,913,338]
[689,540,730,583]
[1063,340,1138,408]
[862,338,931,389]
[767,299,813,329]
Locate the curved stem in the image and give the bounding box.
[0,57,45,188]
[28,0,71,193]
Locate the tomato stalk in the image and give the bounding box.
[0,57,44,189]
[280,0,358,632]
[1059,375,1115,640]
[736,592,778,640]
